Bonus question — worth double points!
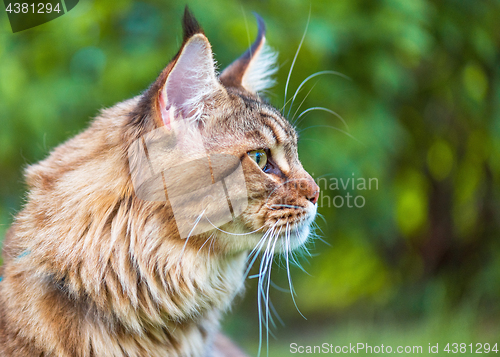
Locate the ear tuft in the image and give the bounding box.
[219,13,278,94]
[242,39,278,93]
[182,6,203,41]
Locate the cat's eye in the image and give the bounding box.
[248,150,268,171]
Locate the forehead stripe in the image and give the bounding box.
[260,114,293,175]
[262,115,288,145]
[262,106,294,132]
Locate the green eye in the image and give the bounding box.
[248,150,268,170]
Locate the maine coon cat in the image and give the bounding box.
[0,7,319,357]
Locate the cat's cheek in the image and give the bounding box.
[287,206,317,251]
[308,201,318,218]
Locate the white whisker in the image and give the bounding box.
[285,223,306,319]
[283,9,311,114]
[269,298,285,327]
[291,83,318,123]
[310,221,330,246]
[280,93,297,113]
[208,233,217,257]
[241,6,251,52]
[298,124,364,145]
[177,208,206,265]
[197,233,214,256]
[270,204,304,210]
[205,216,266,236]
[288,70,350,118]
[269,280,290,293]
[296,106,349,130]
[246,239,273,278]
[257,228,277,356]
[263,228,280,356]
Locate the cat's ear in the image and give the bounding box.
[157,7,224,127]
[219,13,278,94]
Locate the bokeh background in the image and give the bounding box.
[1,0,499,355]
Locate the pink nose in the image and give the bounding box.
[307,182,320,205]
[299,177,319,205]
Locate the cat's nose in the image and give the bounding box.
[309,185,320,205]
[302,178,319,205]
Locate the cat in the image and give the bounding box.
[0,7,319,357]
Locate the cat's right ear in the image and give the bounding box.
[153,7,224,128]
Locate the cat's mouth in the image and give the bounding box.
[260,204,317,253]
[215,201,317,253]
[274,222,311,252]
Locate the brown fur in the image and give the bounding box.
[0,8,319,356]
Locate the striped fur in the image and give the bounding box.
[0,8,318,356]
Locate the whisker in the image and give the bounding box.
[269,298,285,327]
[285,223,307,319]
[270,280,290,293]
[310,221,330,246]
[291,83,318,123]
[196,233,214,256]
[280,94,299,113]
[287,242,311,276]
[298,124,364,145]
[257,228,278,356]
[205,216,266,236]
[296,106,349,131]
[283,9,311,114]
[245,224,278,279]
[241,5,252,52]
[264,229,280,356]
[186,208,206,239]
[311,233,329,247]
[288,70,350,119]
[247,234,270,264]
[269,204,304,210]
[315,172,338,179]
[208,233,217,257]
[248,223,278,259]
[247,243,272,279]
[313,217,329,245]
[177,208,206,265]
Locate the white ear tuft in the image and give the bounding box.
[160,34,222,125]
[241,39,278,93]
[219,13,278,95]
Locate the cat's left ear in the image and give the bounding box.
[157,7,224,127]
[219,14,278,94]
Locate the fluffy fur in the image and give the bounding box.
[0,8,319,356]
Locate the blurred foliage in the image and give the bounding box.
[1,0,500,354]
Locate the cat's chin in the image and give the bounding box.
[216,213,315,254]
[274,223,311,252]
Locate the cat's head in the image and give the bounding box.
[128,8,319,254]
